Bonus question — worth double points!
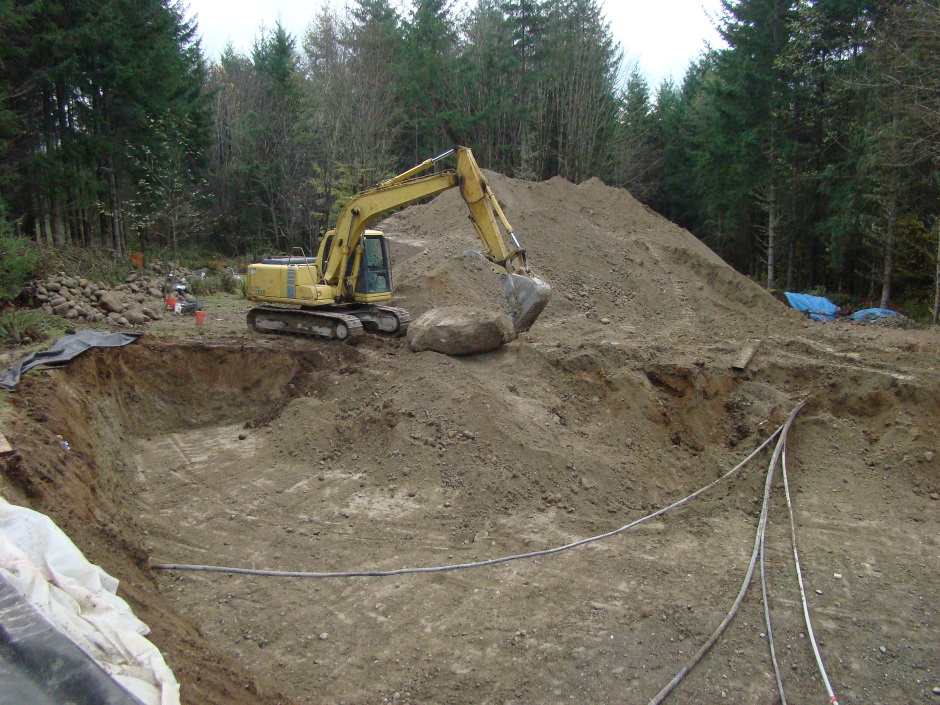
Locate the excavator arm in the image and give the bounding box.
[321,146,550,333]
[319,167,459,289]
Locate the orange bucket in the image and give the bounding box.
[166,296,177,311]
[194,310,207,325]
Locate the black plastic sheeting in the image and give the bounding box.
[0,577,144,705]
[0,331,141,391]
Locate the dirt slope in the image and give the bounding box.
[1,171,938,705]
[385,172,785,344]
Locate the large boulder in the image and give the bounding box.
[98,291,124,313]
[407,306,512,356]
[124,307,148,325]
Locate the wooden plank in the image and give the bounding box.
[731,339,763,371]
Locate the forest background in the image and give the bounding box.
[1,0,938,317]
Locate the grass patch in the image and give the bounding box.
[35,242,136,286]
[0,309,66,347]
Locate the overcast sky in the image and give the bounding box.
[186,0,726,87]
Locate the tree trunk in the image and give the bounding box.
[108,169,125,256]
[879,169,899,309]
[51,193,65,247]
[933,217,939,325]
[767,180,777,289]
[786,231,795,291]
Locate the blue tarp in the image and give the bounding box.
[784,292,839,321]
[849,308,899,322]
[784,294,901,323]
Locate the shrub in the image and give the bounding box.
[0,309,63,347]
[0,232,40,301]
[187,271,240,296]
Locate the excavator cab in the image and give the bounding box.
[355,233,392,296]
[317,229,392,300]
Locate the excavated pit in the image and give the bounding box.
[2,333,938,705]
[3,169,939,704]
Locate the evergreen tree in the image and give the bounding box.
[711,0,797,284]
[613,67,661,203]
[455,0,516,170]
[345,0,406,177]
[543,0,622,183]
[0,0,208,255]
[401,0,459,162]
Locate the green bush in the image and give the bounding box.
[0,232,40,300]
[187,271,240,296]
[0,309,64,347]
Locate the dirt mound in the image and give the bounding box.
[382,171,790,349]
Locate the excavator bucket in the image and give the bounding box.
[502,272,552,334]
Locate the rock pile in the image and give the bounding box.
[25,272,166,327]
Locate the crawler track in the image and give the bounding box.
[247,307,364,341]
[247,304,411,341]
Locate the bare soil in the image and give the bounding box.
[1,172,939,705]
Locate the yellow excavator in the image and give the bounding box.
[245,146,551,341]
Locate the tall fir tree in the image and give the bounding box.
[401,0,459,162]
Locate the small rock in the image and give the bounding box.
[932,685,940,695]
[833,573,842,580]
[879,646,887,654]
[318,633,328,641]
[238,432,248,440]
[815,589,823,595]
[600,317,611,324]
[930,492,939,501]
[925,451,935,463]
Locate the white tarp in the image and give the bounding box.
[0,496,180,705]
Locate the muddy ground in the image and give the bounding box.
[1,173,939,705]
